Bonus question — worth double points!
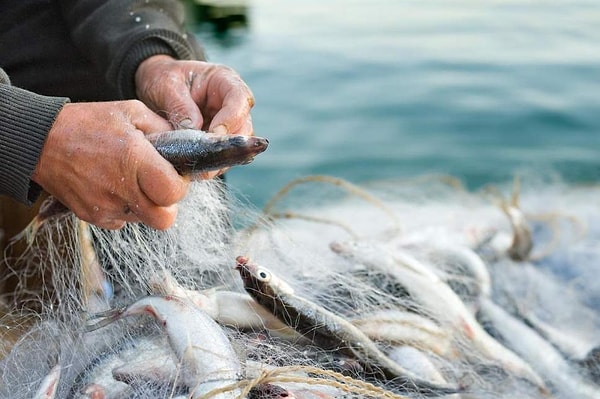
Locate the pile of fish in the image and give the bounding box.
[2,171,600,399]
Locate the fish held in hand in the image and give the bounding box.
[25,129,268,226]
[147,129,269,177]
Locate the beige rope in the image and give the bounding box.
[201,364,409,399]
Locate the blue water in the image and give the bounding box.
[191,0,600,207]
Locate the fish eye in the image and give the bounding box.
[256,268,271,281]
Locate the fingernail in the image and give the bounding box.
[212,125,228,135]
[176,118,193,129]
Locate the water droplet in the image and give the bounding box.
[135,16,141,22]
[93,206,99,212]
[120,177,125,182]
[145,24,150,29]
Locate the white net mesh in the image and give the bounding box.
[1,175,599,398]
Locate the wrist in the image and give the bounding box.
[0,84,69,204]
[136,54,176,75]
[135,54,177,94]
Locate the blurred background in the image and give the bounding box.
[184,0,600,207]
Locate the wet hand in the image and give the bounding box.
[134,55,255,179]
[31,100,190,230]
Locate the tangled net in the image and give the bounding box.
[0,174,599,399]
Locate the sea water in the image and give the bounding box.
[190,0,600,207]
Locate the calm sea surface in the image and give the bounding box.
[190,0,600,207]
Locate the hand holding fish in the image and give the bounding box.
[31,100,190,231]
[29,58,260,231]
[135,55,255,179]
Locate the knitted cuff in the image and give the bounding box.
[0,84,69,204]
[116,30,201,99]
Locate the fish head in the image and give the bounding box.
[235,256,276,299]
[232,136,269,165]
[234,256,295,301]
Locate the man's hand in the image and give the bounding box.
[135,55,255,179]
[31,100,189,230]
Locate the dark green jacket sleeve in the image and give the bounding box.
[0,70,69,204]
[58,0,205,99]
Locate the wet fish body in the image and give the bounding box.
[479,298,600,398]
[330,239,548,392]
[350,309,453,357]
[147,129,269,176]
[34,364,61,399]
[518,308,599,362]
[502,204,533,261]
[86,295,243,399]
[235,256,460,396]
[386,345,449,386]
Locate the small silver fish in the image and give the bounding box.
[147,129,269,176]
[330,239,548,393]
[34,364,61,399]
[501,203,533,262]
[479,298,600,398]
[235,256,460,396]
[86,295,243,399]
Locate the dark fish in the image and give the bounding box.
[248,383,295,399]
[578,346,600,384]
[146,129,269,176]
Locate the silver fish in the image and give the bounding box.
[235,255,460,396]
[33,363,61,399]
[501,203,533,262]
[350,309,452,357]
[330,239,548,393]
[386,346,449,387]
[86,295,243,399]
[479,298,600,398]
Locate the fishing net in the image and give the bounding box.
[1,174,599,398]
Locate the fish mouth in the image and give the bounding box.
[247,136,269,154]
[228,136,268,165]
[235,256,261,292]
[235,255,255,275]
[235,255,250,266]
